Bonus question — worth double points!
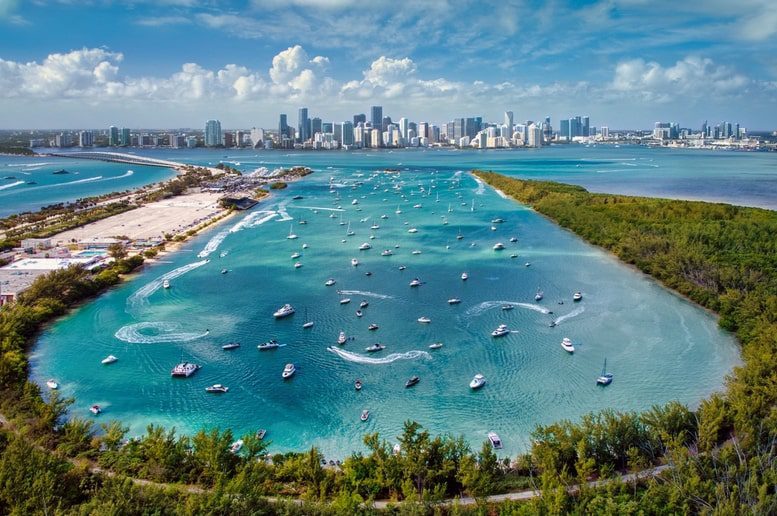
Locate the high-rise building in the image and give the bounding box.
[205,119,222,147]
[322,122,333,134]
[297,108,310,143]
[559,119,570,140]
[251,127,264,148]
[119,127,131,146]
[278,114,290,141]
[353,113,366,126]
[453,118,465,141]
[504,111,514,130]
[341,121,354,146]
[582,116,590,137]
[527,123,542,148]
[311,117,322,136]
[464,118,478,139]
[108,126,119,146]
[223,132,234,148]
[398,118,409,141]
[418,122,429,140]
[370,106,383,131]
[78,130,93,147]
[600,126,609,139]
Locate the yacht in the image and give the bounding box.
[380,214,388,219]
[409,278,422,287]
[282,363,296,379]
[365,271,373,276]
[395,205,402,214]
[101,355,118,365]
[501,304,514,311]
[596,358,613,386]
[359,300,369,308]
[171,362,200,377]
[230,440,244,453]
[221,268,229,274]
[255,429,267,440]
[370,222,380,230]
[273,303,295,318]
[258,340,280,351]
[337,331,348,345]
[407,228,418,233]
[535,290,544,301]
[413,203,422,209]
[302,243,309,249]
[429,342,443,349]
[491,324,510,337]
[222,342,241,350]
[46,379,59,390]
[368,323,379,331]
[488,432,503,450]
[291,252,301,259]
[417,316,431,324]
[573,291,583,302]
[399,265,407,271]
[470,374,486,390]
[525,262,531,267]
[360,409,370,422]
[493,242,505,250]
[294,262,303,269]
[351,258,359,266]
[561,337,575,353]
[456,230,464,240]
[340,298,351,304]
[393,443,401,455]
[448,298,462,304]
[351,199,359,205]
[365,343,385,352]
[292,195,303,200]
[287,225,298,240]
[354,379,363,391]
[405,376,420,388]
[359,242,372,251]
[491,226,497,231]
[162,279,171,289]
[205,384,229,393]
[90,405,101,415]
[325,278,336,286]
[411,250,422,255]
[461,272,468,280]
[355,309,363,317]
[509,237,518,243]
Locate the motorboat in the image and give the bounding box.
[273,303,295,318]
[359,242,372,250]
[429,342,443,350]
[405,376,420,388]
[380,214,388,219]
[418,316,431,324]
[413,203,422,209]
[230,439,243,453]
[292,195,303,200]
[337,331,347,345]
[365,343,385,352]
[597,359,613,386]
[501,304,514,311]
[411,250,422,255]
[370,223,380,230]
[205,384,229,393]
[461,272,468,280]
[573,291,583,301]
[325,278,336,286]
[491,324,510,337]
[291,252,301,259]
[221,268,228,274]
[535,290,544,301]
[510,254,518,259]
[456,231,464,240]
[360,409,370,421]
[255,429,267,440]
[561,337,575,353]
[90,405,101,415]
[448,298,462,304]
[470,374,486,389]
[381,249,393,256]
[488,432,503,449]
[368,323,379,331]
[407,228,418,233]
[340,298,351,304]
[162,279,171,289]
[282,363,296,379]
[354,379,363,390]
[365,271,373,276]
[491,218,504,224]
[398,265,406,271]
[294,262,303,269]
[302,243,309,249]
[351,199,358,205]
[409,278,422,287]
[490,226,497,231]
[222,342,240,350]
[351,258,359,266]
[359,300,369,308]
[46,379,59,390]
[101,355,118,365]
[258,340,281,350]
[171,362,201,377]
[525,262,531,267]
[549,320,557,327]
[509,237,518,243]
[493,242,505,250]
[355,310,363,317]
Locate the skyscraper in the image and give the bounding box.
[582,116,590,137]
[205,119,222,147]
[353,113,366,126]
[311,117,322,136]
[108,126,119,146]
[78,130,93,147]
[371,106,383,131]
[341,121,354,146]
[504,111,514,129]
[119,127,131,146]
[399,118,409,141]
[297,108,310,143]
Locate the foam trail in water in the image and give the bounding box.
[471,174,486,195]
[335,290,393,300]
[197,230,228,258]
[60,176,103,185]
[327,346,431,365]
[466,301,551,316]
[127,260,208,310]
[293,206,344,212]
[115,321,209,344]
[553,306,585,325]
[0,180,24,191]
[276,201,292,221]
[228,211,276,233]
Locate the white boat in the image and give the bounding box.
[255,429,267,440]
[46,379,59,390]
[395,205,402,214]
[398,265,406,270]
[205,384,229,393]
[411,250,421,255]
[302,243,309,249]
[493,242,505,250]
[337,331,347,345]
[340,298,351,305]
[488,432,503,449]
[222,342,240,350]
[171,362,200,377]
[509,237,518,243]
[448,298,461,304]
[393,443,401,454]
[525,262,531,267]
[273,303,295,318]
[596,358,613,385]
[535,290,544,301]
[351,258,359,266]
[282,363,296,379]
[360,409,370,421]
[354,379,362,390]
[380,214,388,219]
[456,231,464,240]
[427,342,443,350]
[491,218,504,224]
[356,309,363,317]
[409,278,422,287]
[491,226,497,231]
[491,324,510,337]
[461,272,468,280]
[370,223,380,230]
[381,249,393,256]
[413,203,422,208]
[291,252,301,259]
[561,337,575,353]
[220,268,228,274]
[294,262,303,268]
[90,404,101,415]
[101,355,118,365]
[303,321,314,329]
[359,300,369,308]
[287,224,298,240]
[351,199,358,205]
[573,291,583,301]
[258,340,281,350]
[470,374,486,389]
[325,278,336,286]
[230,439,243,453]
[162,279,170,289]
[417,316,431,324]
[359,242,372,250]
[365,343,385,352]
[368,323,379,331]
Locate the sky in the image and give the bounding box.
[0,0,776,130]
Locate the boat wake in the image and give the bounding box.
[115,321,209,344]
[471,174,486,195]
[293,206,344,212]
[327,346,431,365]
[197,230,228,258]
[466,301,552,316]
[229,210,276,233]
[0,180,24,191]
[553,306,585,325]
[335,290,393,300]
[126,260,209,310]
[59,176,103,185]
[276,201,293,222]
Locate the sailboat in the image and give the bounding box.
[456,228,463,240]
[287,224,298,240]
[395,204,402,214]
[303,308,314,329]
[346,221,355,236]
[447,203,453,213]
[470,199,475,212]
[596,359,613,385]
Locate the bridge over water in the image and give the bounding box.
[46,151,185,169]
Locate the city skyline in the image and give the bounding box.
[0,1,776,129]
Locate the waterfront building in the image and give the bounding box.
[353,113,366,126]
[54,133,72,147]
[371,106,383,131]
[251,127,264,148]
[559,119,570,140]
[371,127,382,148]
[108,126,119,146]
[504,111,514,130]
[399,117,409,141]
[78,130,94,147]
[601,126,609,139]
[582,116,590,137]
[222,131,235,148]
[205,119,222,147]
[120,127,131,146]
[311,117,322,136]
[297,108,310,143]
[527,123,542,148]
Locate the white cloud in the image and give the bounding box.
[363,56,417,87]
[135,15,191,27]
[269,45,309,84]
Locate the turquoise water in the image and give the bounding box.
[31,160,741,457]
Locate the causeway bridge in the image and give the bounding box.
[46,151,185,169]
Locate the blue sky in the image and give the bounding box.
[0,0,776,129]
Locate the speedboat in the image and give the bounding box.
[501,304,514,311]
[90,405,101,415]
[488,432,503,449]
[411,250,422,255]
[171,362,200,377]
[461,272,468,280]
[525,262,531,267]
[325,278,336,286]
[205,384,229,393]
[381,249,393,256]
[273,303,295,318]
[351,258,359,266]
[255,429,267,440]
[365,343,385,352]
[561,337,575,353]
[302,243,309,249]
[354,379,362,390]
[398,265,406,270]
[282,363,296,379]
[368,323,379,331]
[470,374,486,389]
[221,268,228,274]
[162,279,171,289]
[340,298,351,305]
[355,309,363,317]
[337,331,347,345]
[303,320,314,329]
[573,291,583,301]
[381,214,388,219]
[407,228,418,233]
[596,359,613,385]
[510,254,518,259]
[549,320,557,327]
[292,195,303,200]
[491,218,504,224]
[360,409,370,421]
[359,300,369,308]
[351,199,358,205]
[405,376,420,388]
[448,298,462,304]
[413,203,422,209]
[535,290,544,301]
[493,242,505,250]
[409,278,422,287]
[46,379,59,390]
[222,342,240,350]
[291,252,301,259]
[509,237,518,243]
[418,316,431,324]
[491,226,497,231]
[491,324,510,337]
[365,271,372,276]
[359,242,372,250]
[101,355,118,365]
[370,223,380,230]
[258,340,280,350]
[230,440,243,453]
[294,262,303,268]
